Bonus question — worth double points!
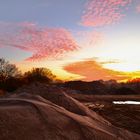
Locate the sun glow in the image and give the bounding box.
[102,62,140,72]
[92,31,140,73]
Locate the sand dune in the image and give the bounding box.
[0,89,140,140]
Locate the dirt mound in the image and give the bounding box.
[0,93,139,140]
[15,83,109,124]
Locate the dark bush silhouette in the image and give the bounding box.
[63,80,140,95]
[64,80,108,94]
[0,59,60,92]
[114,87,137,95]
[0,58,21,82]
[3,77,23,92]
[24,68,57,83]
[0,58,21,92]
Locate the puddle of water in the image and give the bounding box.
[113,101,140,105]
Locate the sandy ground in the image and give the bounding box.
[69,93,140,135]
[0,91,140,140]
[0,83,139,139]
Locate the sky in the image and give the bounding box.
[0,0,140,81]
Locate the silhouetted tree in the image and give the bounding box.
[24,68,57,83]
[0,58,21,92]
[0,58,21,82]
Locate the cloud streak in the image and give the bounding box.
[0,22,79,61]
[64,60,130,81]
[81,0,132,27]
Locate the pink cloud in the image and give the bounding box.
[136,4,140,13]
[81,0,132,27]
[0,22,79,61]
[75,31,104,47]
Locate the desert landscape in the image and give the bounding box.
[0,82,140,140]
[0,0,140,139]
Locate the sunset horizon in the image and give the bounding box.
[0,0,140,81]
